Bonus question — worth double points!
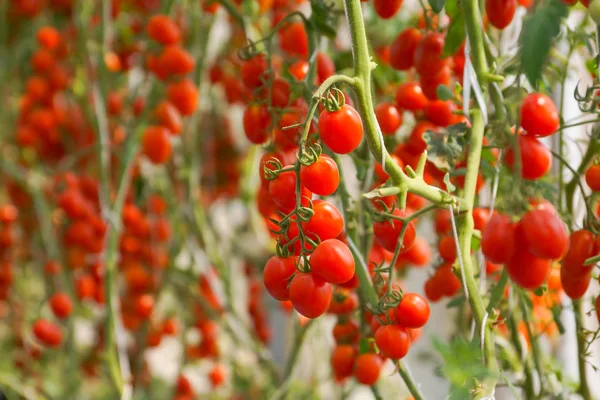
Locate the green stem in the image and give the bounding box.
[506,308,536,399]
[282,320,315,379]
[397,361,425,400]
[565,138,600,212]
[573,299,592,400]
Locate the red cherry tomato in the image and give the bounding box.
[373,0,403,19]
[562,230,597,277]
[263,256,297,301]
[33,319,63,347]
[396,82,429,111]
[241,54,268,90]
[414,32,450,77]
[300,155,340,196]
[243,104,271,145]
[504,135,552,180]
[506,248,551,290]
[425,100,457,127]
[331,345,357,380]
[389,28,423,71]
[374,324,411,359]
[485,0,517,30]
[560,266,592,299]
[49,292,73,319]
[481,213,516,264]
[354,353,383,385]
[310,239,355,284]
[268,169,312,212]
[520,93,559,137]
[585,164,600,191]
[394,293,430,328]
[319,104,364,154]
[289,272,332,318]
[303,200,344,242]
[373,209,417,253]
[519,205,568,260]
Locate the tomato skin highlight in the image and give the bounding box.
[289,272,332,318]
[310,239,355,284]
[374,324,411,359]
[319,104,364,154]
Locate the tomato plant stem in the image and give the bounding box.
[397,361,425,400]
[574,299,592,400]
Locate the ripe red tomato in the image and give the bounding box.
[389,28,423,71]
[373,209,416,253]
[135,294,154,318]
[520,93,559,137]
[485,0,517,29]
[241,54,268,90]
[142,126,172,164]
[243,104,271,144]
[303,200,344,242]
[167,79,198,116]
[519,205,568,260]
[147,15,181,45]
[504,135,551,180]
[506,248,551,290]
[395,293,430,328]
[399,237,431,267]
[331,345,357,380]
[49,292,73,319]
[333,320,360,343]
[562,230,597,277]
[300,155,339,196]
[560,266,591,299]
[481,213,516,264]
[373,0,403,19]
[310,239,355,284]
[425,100,457,127]
[585,164,600,191]
[268,169,312,212]
[37,26,61,50]
[155,101,183,135]
[406,121,437,154]
[375,102,403,135]
[354,353,383,385]
[33,319,63,347]
[289,272,332,318]
[316,52,336,85]
[438,235,457,262]
[420,67,451,101]
[396,82,429,111]
[414,32,450,77]
[328,288,359,314]
[595,296,600,324]
[472,208,490,231]
[263,256,297,301]
[374,154,404,181]
[319,104,364,154]
[279,21,308,59]
[374,324,411,359]
[157,46,195,76]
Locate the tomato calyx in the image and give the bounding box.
[320,87,346,113]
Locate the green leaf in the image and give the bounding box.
[442,14,465,57]
[359,338,371,354]
[429,0,446,13]
[445,0,460,17]
[436,84,454,101]
[309,0,338,39]
[446,295,465,308]
[519,0,567,87]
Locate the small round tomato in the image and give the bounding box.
[135,294,154,318]
[289,272,332,318]
[425,100,457,127]
[279,21,308,59]
[481,213,516,264]
[472,208,490,231]
[504,135,551,180]
[33,319,62,347]
[316,52,336,85]
[374,324,411,359]
[263,256,297,301]
[438,235,457,262]
[520,205,568,260]
[331,345,357,380]
[396,82,428,111]
[310,239,355,284]
[520,93,559,137]
[155,101,183,135]
[424,276,444,302]
[375,102,403,135]
[49,292,73,319]
[506,248,551,290]
[354,353,383,385]
[147,15,181,45]
[560,266,591,300]
[420,67,451,101]
[333,320,360,343]
[406,121,437,154]
[167,79,198,116]
[485,0,517,30]
[585,164,600,191]
[319,104,364,154]
[303,200,344,242]
[389,28,423,71]
[373,209,416,253]
[374,0,403,19]
[142,126,172,164]
[241,54,268,90]
[300,155,339,196]
[400,237,431,267]
[562,230,597,277]
[414,32,450,77]
[395,293,430,328]
[268,169,312,212]
[243,104,271,144]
